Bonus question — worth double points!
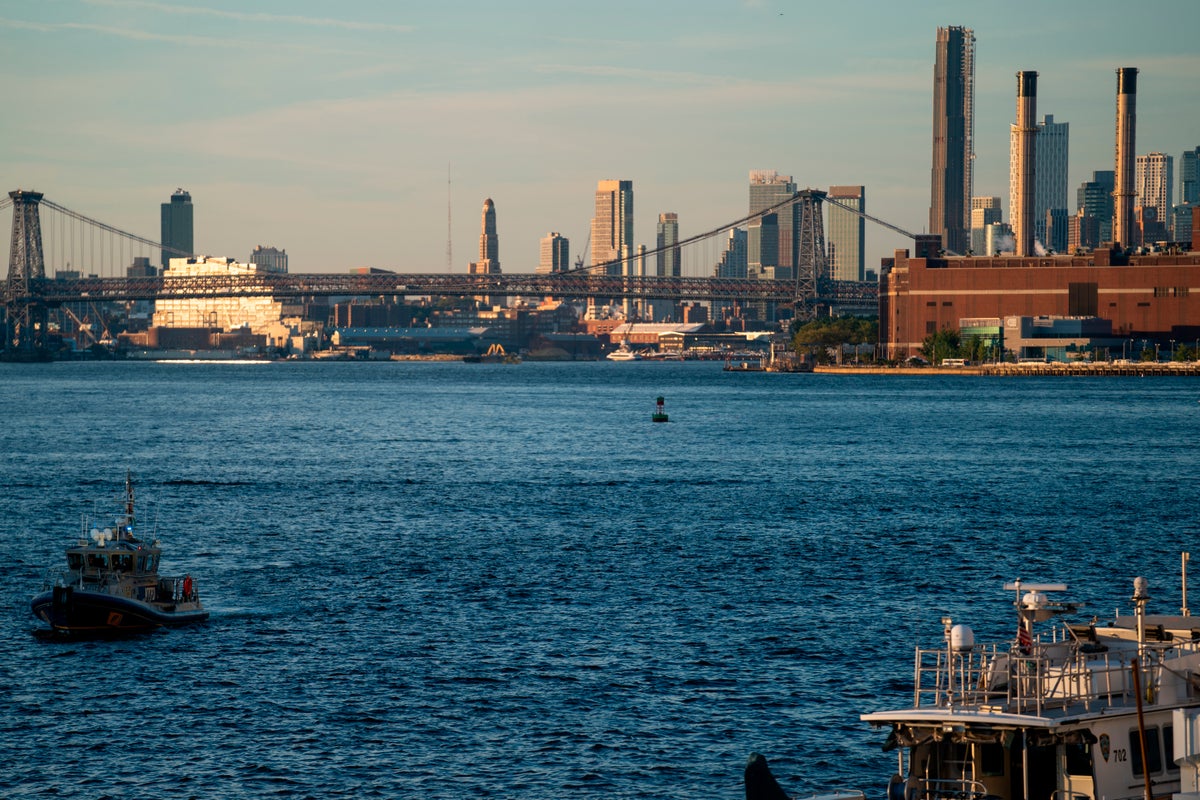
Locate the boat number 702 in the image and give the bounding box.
[1111,748,1127,763]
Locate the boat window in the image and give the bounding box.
[113,554,132,571]
[87,554,106,569]
[980,743,1005,777]
[1130,727,1162,776]
[137,556,147,571]
[67,553,82,569]
[1065,743,1092,776]
[1164,726,1177,774]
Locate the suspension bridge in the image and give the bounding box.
[2,188,907,360]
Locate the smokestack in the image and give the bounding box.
[1014,71,1038,257]
[1113,67,1138,248]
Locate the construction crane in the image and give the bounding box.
[574,230,591,271]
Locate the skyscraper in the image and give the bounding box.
[929,26,975,255]
[469,198,501,306]
[655,213,680,278]
[748,171,797,278]
[538,232,569,274]
[1077,170,1115,244]
[1181,147,1200,205]
[160,188,194,269]
[1009,113,1069,251]
[970,196,1002,255]
[249,245,288,273]
[1136,153,1173,244]
[827,186,865,281]
[591,180,633,277]
[478,198,499,270]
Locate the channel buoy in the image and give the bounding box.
[652,396,668,423]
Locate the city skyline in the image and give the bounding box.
[3,1,1199,274]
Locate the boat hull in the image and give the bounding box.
[31,586,209,633]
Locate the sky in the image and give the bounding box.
[3,0,1199,275]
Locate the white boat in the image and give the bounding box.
[606,342,642,361]
[862,567,1200,800]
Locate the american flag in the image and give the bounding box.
[1017,624,1033,653]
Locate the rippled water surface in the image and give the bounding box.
[2,362,1198,798]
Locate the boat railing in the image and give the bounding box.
[912,777,990,800]
[911,640,1183,714]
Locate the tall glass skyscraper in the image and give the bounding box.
[160,188,194,270]
[748,170,797,279]
[1181,147,1200,205]
[591,180,633,278]
[929,26,975,255]
[1077,170,1115,244]
[827,186,865,281]
[655,213,680,278]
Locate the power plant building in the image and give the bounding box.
[879,248,1200,360]
[929,26,975,255]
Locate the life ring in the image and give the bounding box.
[182,575,193,600]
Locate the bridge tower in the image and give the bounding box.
[794,189,829,316]
[4,189,50,360]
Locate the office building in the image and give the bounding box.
[538,232,569,274]
[970,197,1002,256]
[1009,113,1069,251]
[591,180,633,277]
[929,25,975,255]
[160,189,194,270]
[1136,153,1173,245]
[1077,170,1115,245]
[656,213,680,277]
[469,198,501,306]
[1181,147,1200,205]
[249,245,288,273]
[827,186,865,280]
[749,170,798,279]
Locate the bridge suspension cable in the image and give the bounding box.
[39,199,190,262]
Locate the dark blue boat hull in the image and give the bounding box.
[31,585,208,633]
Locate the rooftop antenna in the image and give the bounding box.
[446,162,453,271]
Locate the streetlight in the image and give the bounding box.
[1171,339,1176,361]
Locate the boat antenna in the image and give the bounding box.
[1183,552,1191,616]
[125,470,135,537]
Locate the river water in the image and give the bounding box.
[2,361,1197,798]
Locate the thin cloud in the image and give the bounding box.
[82,0,414,34]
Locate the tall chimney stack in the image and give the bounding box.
[1113,67,1138,248]
[1014,71,1038,257]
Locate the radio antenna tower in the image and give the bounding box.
[446,162,453,271]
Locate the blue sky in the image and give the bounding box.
[3,0,1198,274]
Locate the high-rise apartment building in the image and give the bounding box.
[969,197,1002,255]
[591,180,633,277]
[929,26,975,255]
[748,170,798,279]
[249,245,288,273]
[160,188,194,270]
[1077,170,1115,244]
[1181,147,1200,205]
[827,186,865,281]
[538,232,569,274]
[1009,114,1069,250]
[656,213,680,278]
[1136,153,1173,245]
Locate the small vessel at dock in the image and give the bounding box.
[606,340,643,361]
[862,562,1200,800]
[30,473,208,634]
